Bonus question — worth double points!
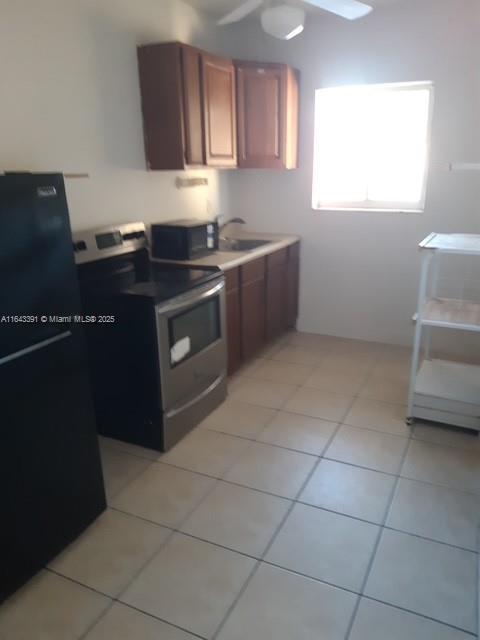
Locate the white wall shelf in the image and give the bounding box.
[419,232,480,255]
[407,233,480,432]
[419,298,480,332]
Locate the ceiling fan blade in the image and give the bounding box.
[303,0,372,20]
[217,0,263,25]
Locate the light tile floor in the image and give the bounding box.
[1,331,479,640]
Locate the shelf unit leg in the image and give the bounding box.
[424,328,431,361]
[407,251,433,417]
[425,253,440,360]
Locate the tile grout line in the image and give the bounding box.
[359,595,478,638]
[108,492,479,570]
[203,406,409,442]
[343,413,415,640]
[172,336,477,636]
[104,435,480,501]
[102,418,480,559]
[109,461,480,554]
[48,528,478,640]
[79,402,286,640]
[76,459,209,637]
[101,420,480,482]
[210,392,356,640]
[77,468,226,638]
[47,537,479,640]
[8,336,477,637]
[90,337,480,638]
[123,439,480,501]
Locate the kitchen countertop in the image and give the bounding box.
[152,231,300,271]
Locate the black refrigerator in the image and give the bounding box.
[0,173,106,602]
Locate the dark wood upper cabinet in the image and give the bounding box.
[137,42,187,170]
[201,53,237,168]
[236,62,299,169]
[137,43,299,171]
[181,45,205,166]
[137,42,237,170]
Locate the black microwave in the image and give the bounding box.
[151,219,218,261]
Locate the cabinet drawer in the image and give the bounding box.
[224,267,240,292]
[267,248,288,270]
[241,257,266,284]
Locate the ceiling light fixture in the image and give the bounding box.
[260,5,306,40]
[217,0,373,38]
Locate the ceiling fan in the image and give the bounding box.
[217,0,373,40]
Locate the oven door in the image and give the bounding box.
[155,277,227,445]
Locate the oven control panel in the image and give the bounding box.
[72,222,147,264]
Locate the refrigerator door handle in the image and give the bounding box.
[0,331,72,367]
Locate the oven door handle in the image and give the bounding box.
[156,279,225,315]
[165,372,226,420]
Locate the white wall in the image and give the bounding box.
[219,0,480,347]
[2,0,478,349]
[0,0,230,230]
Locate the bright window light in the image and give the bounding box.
[312,81,434,212]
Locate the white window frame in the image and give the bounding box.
[312,81,435,213]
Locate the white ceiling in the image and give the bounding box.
[186,0,399,20]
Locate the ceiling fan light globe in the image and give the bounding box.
[260,5,306,40]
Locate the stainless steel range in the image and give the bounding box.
[73,222,227,451]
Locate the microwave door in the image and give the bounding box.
[189,226,208,257]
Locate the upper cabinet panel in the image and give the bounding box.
[236,62,299,169]
[201,53,238,168]
[136,43,298,171]
[181,45,205,167]
[137,42,186,171]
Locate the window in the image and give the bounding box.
[312,81,434,212]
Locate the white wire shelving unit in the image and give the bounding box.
[407,233,480,431]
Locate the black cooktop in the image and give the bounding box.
[77,249,222,305]
[120,264,222,303]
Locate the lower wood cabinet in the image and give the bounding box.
[240,257,266,361]
[286,242,300,328]
[225,241,300,375]
[225,269,242,376]
[266,248,288,342]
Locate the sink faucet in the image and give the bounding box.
[216,216,246,241]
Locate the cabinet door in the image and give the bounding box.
[240,258,266,359]
[225,268,242,375]
[287,242,300,327]
[181,45,204,166]
[266,249,289,342]
[202,53,237,167]
[236,62,299,169]
[137,43,186,170]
